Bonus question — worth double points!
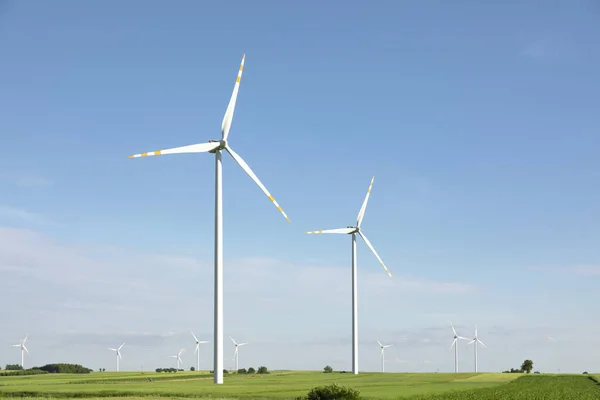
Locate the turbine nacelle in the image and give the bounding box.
[208,139,228,153]
[346,226,359,233]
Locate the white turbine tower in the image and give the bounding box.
[128,55,290,385]
[170,349,184,370]
[191,331,209,372]
[12,335,29,368]
[108,342,125,372]
[468,325,487,373]
[449,323,468,373]
[229,336,247,371]
[305,176,393,375]
[377,340,393,373]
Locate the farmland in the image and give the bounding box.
[0,371,597,399]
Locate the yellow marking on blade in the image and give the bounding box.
[141,152,148,157]
[268,195,274,202]
[155,150,162,155]
[128,155,134,158]
[239,65,244,71]
[236,76,241,82]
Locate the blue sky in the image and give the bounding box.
[1,0,599,373]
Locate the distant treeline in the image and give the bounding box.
[1,363,92,375]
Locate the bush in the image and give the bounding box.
[0,369,49,377]
[297,383,362,400]
[257,366,269,374]
[190,367,195,371]
[247,367,256,374]
[5,364,23,371]
[583,371,588,374]
[237,368,247,374]
[38,364,92,374]
[323,365,333,373]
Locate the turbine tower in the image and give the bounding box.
[377,340,393,373]
[108,342,125,372]
[468,325,487,372]
[191,331,209,372]
[12,334,29,368]
[449,323,468,373]
[305,176,393,375]
[170,349,184,370]
[229,336,247,371]
[128,55,290,384]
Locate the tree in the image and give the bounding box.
[521,359,533,374]
[257,366,269,374]
[237,368,247,374]
[323,365,333,373]
[298,383,362,400]
[190,367,195,371]
[247,367,256,374]
[5,364,23,371]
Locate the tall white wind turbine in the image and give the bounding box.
[229,336,247,371]
[306,176,392,375]
[170,349,184,370]
[468,325,487,373]
[377,340,393,373]
[108,342,125,372]
[449,323,468,373]
[191,331,209,372]
[128,55,290,384]
[12,334,29,368]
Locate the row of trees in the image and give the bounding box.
[502,359,535,374]
[1,363,92,376]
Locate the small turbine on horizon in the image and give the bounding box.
[377,340,393,373]
[169,349,184,370]
[108,342,125,372]
[229,336,247,371]
[191,331,209,372]
[12,334,29,368]
[468,325,487,373]
[449,323,468,373]
[305,176,393,375]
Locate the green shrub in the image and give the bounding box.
[257,366,269,374]
[323,365,333,373]
[237,368,247,374]
[297,383,361,400]
[247,367,256,374]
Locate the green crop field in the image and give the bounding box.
[0,371,598,399]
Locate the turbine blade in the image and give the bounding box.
[377,340,383,347]
[450,322,457,336]
[22,335,28,344]
[108,348,117,351]
[225,145,290,222]
[449,338,457,350]
[12,344,20,347]
[128,142,219,158]
[477,339,487,348]
[458,336,470,340]
[358,231,392,278]
[238,342,247,346]
[467,339,475,345]
[118,351,122,359]
[118,342,125,350]
[221,54,245,141]
[199,341,210,344]
[23,345,29,354]
[229,336,237,345]
[385,345,394,348]
[194,344,199,355]
[356,176,375,227]
[190,331,199,342]
[305,228,355,235]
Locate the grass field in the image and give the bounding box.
[0,371,598,399]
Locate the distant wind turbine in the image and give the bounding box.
[468,325,487,372]
[12,334,29,368]
[229,336,247,371]
[191,331,209,372]
[128,54,289,385]
[108,342,125,372]
[170,349,184,370]
[377,340,393,372]
[306,176,393,375]
[449,323,468,372]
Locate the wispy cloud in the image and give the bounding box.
[0,205,50,224]
[0,172,53,188]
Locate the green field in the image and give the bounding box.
[0,371,598,399]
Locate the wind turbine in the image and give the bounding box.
[449,323,468,372]
[108,342,125,372]
[170,349,184,370]
[229,336,247,371]
[305,176,392,375]
[191,331,209,372]
[12,335,29,368]
[377,340,393,373]
[468,325,487,372]
[127,55,290,385]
